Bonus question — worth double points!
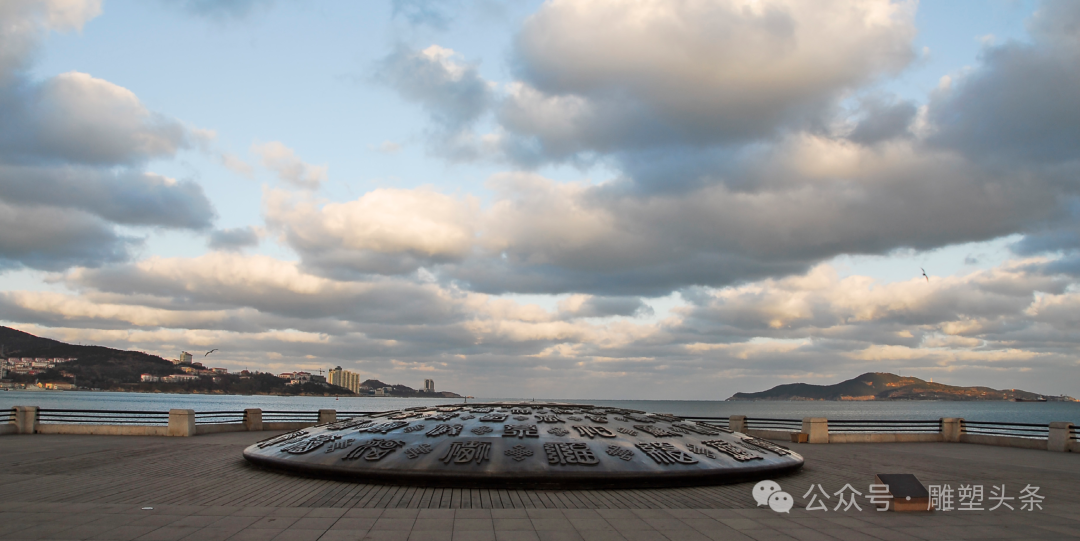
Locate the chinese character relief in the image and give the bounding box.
[324,418,374,431]
[635,442,699,465]
[470,408,492,414]
[567,416,583,421]
[584,414,608,423]
[572,425,617,439]
[257,430,308,449]
[440,441,492,465]
[324,438,355,453]
[684,443,715,459]
[426,424,464,437]
[403,424,426,433]
[502,424,539,438]
[513,416,530,421]
[470,425,493,435]
[282,434,341,454]
[356,421,410,434]
[669,422,723,436]
[404,444,433,459]
[738,437,792,456]
[624,414,656,424]
[613,416,629,422]
[480,413,509,422]
[342,439,407,461]
[605,446,635,461]
[504,445,534,462]
[547,427,570,437]
[511,408,531,415]
[668,426,691,435]
[390,411,423,420]
[700,440,762,462]
[427,412,460,421]
[617,427,638,436]
[534,415,564,424]
[460,415,475,420]
[544,442,600,466]
[634,425,682,438]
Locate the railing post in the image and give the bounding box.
[167,409,196,437]
[802,417,829,444]
[318,409,337,425]
[1048,422,1073,452]
[14,406,38,434]
[729,415,746,433]
[941,418,962,442]
[244,409,263,431]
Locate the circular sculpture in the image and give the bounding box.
[242,403,804,488]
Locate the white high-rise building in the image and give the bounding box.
[329,366,362,393]
[423,379,435,392]
[179,351,193,365]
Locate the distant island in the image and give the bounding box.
[0,326,461,398]
[728,372,1076,402]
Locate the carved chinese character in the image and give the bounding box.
[567,416,583,421]
[470,407,492,414]
[534,414,564,424]
[325,438,356,453]
[257,430,308,448]
[616,427,638,436]
[739,436,791,456]
[440,441,491,464]
[544,442,600,466]
[427,412,460,421]
[480,413,509,422]
[651,414,683,423]
[511,408,531,415]
[426,424,464,437]
[635,442,698,465]
[634,425,682,438]
[356,421,409,434]
[572,425,616,439]
[584,414,608,424]
[460,414,475,420]
[547,427,569,437]
[684,443,715,459]
[403,424,426,433]
[282,434,340,454]
[613,416,629,422]
[470,425,493,435]
[513,415,530,421]
[625,414,656,424]
[324,418,374,431]
[343,439,406,461]
[670,422,726,436]
[502,424,539,439]
[605,445,634,461]
[701,440,762,462]
[504,445,534,462]
[390,411,423,420]
[404,444,433,459]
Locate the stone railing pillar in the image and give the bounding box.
[167,409,195,437]
[318,409,337,425]
[244,408,263,431]
[802,417,829,444]
[14,406,38,434]
[1048,422,1073,452]
[941,418,962,442]
[729,415,746,433]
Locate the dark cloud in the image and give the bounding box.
[208,227,260,251]
[391,0,457,29]
[373,44,492,131]
[560,296,654,319]
[847,96,917,145]
[0,201,135,271]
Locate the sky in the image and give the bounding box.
[1,0,1078,400]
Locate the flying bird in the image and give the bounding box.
[205,349,218,356]
[921,268,929,283]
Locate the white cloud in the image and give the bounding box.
[220,152,253,177]
[251,141,327,189]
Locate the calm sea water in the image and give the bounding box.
[2,390,1078,424]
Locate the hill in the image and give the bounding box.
[727,372,1060,401]
[359,379,462,398]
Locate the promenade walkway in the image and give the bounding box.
[1,432,1077,540]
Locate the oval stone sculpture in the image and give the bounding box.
[242,403,804,488]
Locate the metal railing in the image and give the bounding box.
[194,411,247,425]
[682,416,730,429]
[36,409,171,425]
[745,417,802,431]
[1,408,14,423]
[961,420,1050,439]
[336,411,379,417]
[828,419,942,433]
[261,410,320,423]
[1071,426,1078,441]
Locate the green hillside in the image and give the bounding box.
[727,372,1050,401]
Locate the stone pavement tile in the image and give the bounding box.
[342,509,383,519]
[208,516,262,530]
[87,525,159,541]
[666,510,709,520]
[494,519,534,531]
[408,531,453,541]
[152,506,203,516]
[641,519,691,531]
[818,518,871,530]
[369,519,415,531]
[86,516,144,529]
[535,532,584,541]
[305,509,347,519]
[883,527,934,540]
[756,518,802,529]
[177,527,241,541]
[55,522,130,539]
[607,519,651,533]
[567,519,613,531]
[132,526,200,541]
[51,514,104,527]
[618,532,668,541]
[456,510,492,519]
[231,508,278,518]
[577,532,627,541]
[490,510,528,520]
[741,530,798,541]
[593,511,636,520]
[248,517,297,530]
[629,511,672,520]
[269,509,312,518]
[269,529,323,541]
[680,518,722,531]
[362,531,411,541]
[289,518,336,530]
[328,518,375,532]
[531,520,575,532]
[16,513,67,524]
[561,511,601,520]
[418,510,456,520]
[222,529,281,541]
[730,510,776,519]
[780,530,837,541]
[451,531,494,541]
[718,519,768,531]
[814,529,879,541]
[857,527,923,541]
[412,519,454,531]
[170,515,222,528]
[698,510,746,519]
[495,532,541,541]
[4,523,76,540]
[1037,524,1080,537]
[454,519,494,531]
[316,531,366,541]
[382,510,420,520]
[194,506,240,516]
[526,510,564,520]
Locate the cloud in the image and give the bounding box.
[374,44,493,132]
[161,0,276,20]
[208,227,260,251]
[558,295,654,319]
[499,0,917,161]
[0,199,135,271]
[251,141,327,189]
[220,152,253,177]
[0,0,102,85]
[847,95,918,145]
[391,0,457,29]
[374,141,402,154]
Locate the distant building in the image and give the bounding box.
[44,382,76,390]
[211,367,228,374]
[328,367,362,393]
[179,351,193,365]
[140,374,160,383]
[165,374,199,383]
[423,379,435,393]
[374,388,385,396]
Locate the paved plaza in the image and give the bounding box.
[1,432,1077,540]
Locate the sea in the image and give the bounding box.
[2,390,1078,424]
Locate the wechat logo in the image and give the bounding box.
[753,480,794,513]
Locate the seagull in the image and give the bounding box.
[921,268,929,283]
[205,349,218,357]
